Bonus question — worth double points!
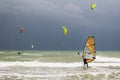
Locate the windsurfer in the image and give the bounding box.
[78,35,96,68]
[77,52,88,68]
[82,55,88,68]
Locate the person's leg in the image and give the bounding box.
[86,63,88,68]
[84,63,85,66]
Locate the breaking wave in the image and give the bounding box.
[0,56,120,68]
[0,56,120,80]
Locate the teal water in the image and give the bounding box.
[0,50,83,62]
[0,50,120,80]
[0,50,120,62]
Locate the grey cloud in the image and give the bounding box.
[0,0,120,50]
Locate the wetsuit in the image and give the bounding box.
[83,58,88,68]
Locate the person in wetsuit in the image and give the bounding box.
[77,52,88,68]
[18,52,21,55]
[83,57,88,68]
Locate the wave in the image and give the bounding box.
[95,56,120,63]
[0,56,120,68]
[0,56,120,80]
[0,61,81,67]
[23,53,43,56]
[0,52,5,53]
[0,61,120,68]
[0,71,120,80]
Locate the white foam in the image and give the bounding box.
[0,52,5,53]
[23,53,42,56]
[95,56,120,62]
[0,56,120,68]
[0,61,120,68]
[0,61,81,68]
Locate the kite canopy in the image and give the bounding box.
[61,26,68,36]
[91,3,96,10]
[19,26,24,33]
[83,35,96,63]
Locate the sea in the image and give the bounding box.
[0,50,120,80]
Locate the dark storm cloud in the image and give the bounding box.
[0,0,120,50]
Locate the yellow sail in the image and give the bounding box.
[83,35,96,63]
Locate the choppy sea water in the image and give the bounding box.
[0,51,120,80]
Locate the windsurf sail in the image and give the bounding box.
[83,35,96,63]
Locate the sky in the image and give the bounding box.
[0,0,120,51]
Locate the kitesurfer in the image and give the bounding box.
[18,52,21,55]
